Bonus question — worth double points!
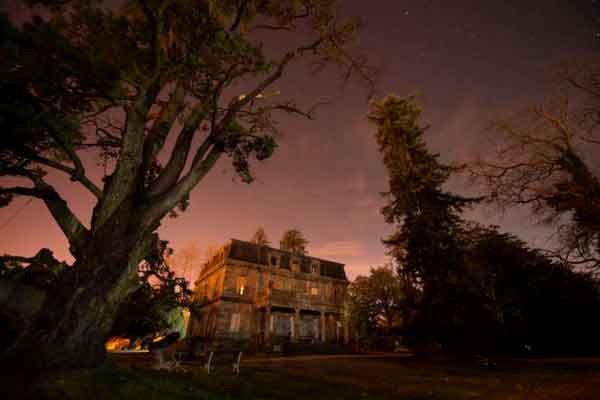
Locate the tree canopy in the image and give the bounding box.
[346,264,404,336]
[0,0,371,369]
[470,63,600,270]
[369,94,600,355]
[368,95,473,287]
[250,227,270,246]
[279,228,309,254]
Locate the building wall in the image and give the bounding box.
[189,243,348,344]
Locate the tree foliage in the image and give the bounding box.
[458,225,600,355]
[369,95,473,294]
[166,241,201,282]
[280,228,309,254]
[346,264,404,336]
[251,226,270,246]
[369,95,600,355]
[368,95,478,351]
[112,240,192,339]
[0,0,371,369]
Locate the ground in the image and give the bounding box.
[5,353,600,399]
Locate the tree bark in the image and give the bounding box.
[2,206,153,371]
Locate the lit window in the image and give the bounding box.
[236,276,246,296]
[310,287,319,296]
[230,313,241,332]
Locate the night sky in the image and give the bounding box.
[0,1,597,280]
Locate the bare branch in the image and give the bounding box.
[142,81,185,173]
[142,143,222,226]
[145,104,209,198]
[24,151,102,198]
[2,175,89,254]
[230,0,249,32]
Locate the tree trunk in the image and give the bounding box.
[3,228,150,371]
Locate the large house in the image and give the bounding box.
[187,239,349,345]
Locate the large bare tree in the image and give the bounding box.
[470,61,600,270]
[0,0,371,369]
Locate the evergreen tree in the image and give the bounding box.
[368,95,474,348]
[280,228,309,255]
[251,227,270,246]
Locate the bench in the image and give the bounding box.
[203,349,243,375]
[186,338,244,375]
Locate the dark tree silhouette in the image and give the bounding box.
[0,0,371,369]
[280,228,309,255]
[251,227,270,246]
[470,64,600,270]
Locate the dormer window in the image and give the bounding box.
[269,253,281,268]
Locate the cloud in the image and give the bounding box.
[343,174,368,194]
[351,195,380,209]
[311,240,367,258]
[344,255,394,280]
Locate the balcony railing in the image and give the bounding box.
[256,288,343,306]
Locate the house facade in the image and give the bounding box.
[187,239,349,345]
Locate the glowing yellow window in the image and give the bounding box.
[236,276,246,295]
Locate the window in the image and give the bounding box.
[258,274,264,290]
[274,278,283,290]
[282,279,290,290]
[236,276,246,296]
[270,256,278,267]
[311,263,319,274]
[310,286,319,296]
[292,259,300,272]
[230,313,241,332]
[212,277,220,298]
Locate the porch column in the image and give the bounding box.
[293,308,300,341]
[344,321,350,344]
[265,307,272,341]
[320,311,326,342]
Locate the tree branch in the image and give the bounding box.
[230,0,249,32]
[25,151,102,198]
[142,81,185,174]
[142,143,222,227]
[94,75,163,229]
[146,104,209,198]
[143,38,325,223]
[4,175,89,254]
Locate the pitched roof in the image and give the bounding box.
[227,239,347,281]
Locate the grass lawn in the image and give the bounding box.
[5,354,600,399]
